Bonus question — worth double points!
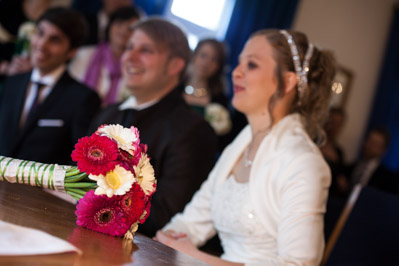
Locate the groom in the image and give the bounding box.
[89,18,218,237]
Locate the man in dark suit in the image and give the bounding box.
[0,7,101,165]
[349,128,398,194]
[90,18,218,237]
[324,127,398,240]
[335,127,398,196]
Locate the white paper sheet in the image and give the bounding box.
[0,220,81,256]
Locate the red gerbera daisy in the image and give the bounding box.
[75,190,132,237]
[71,134,118,175]
[117,183,147,223]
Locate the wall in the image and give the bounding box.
[293,0,397,162]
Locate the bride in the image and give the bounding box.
[155,29,336,265]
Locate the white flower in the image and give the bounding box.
[98,124,138,155]
[18,22,36,39]
[205,103,232,135]
[134,153,156,195]
[89,165,135,197]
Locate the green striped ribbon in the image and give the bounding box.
[48,164,55,190]
[0,156,97,200]
[0,156,60,190]
[20,160,29,184]
[0,156,6,181]
[39,164,50,188]
[0,157,14,182]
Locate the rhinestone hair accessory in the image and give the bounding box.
[280,30,314,103]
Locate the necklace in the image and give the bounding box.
[243,127,270,168]
[244,148,253,167]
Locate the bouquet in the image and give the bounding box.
[0,124,156,239]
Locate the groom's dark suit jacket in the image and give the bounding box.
[0,71,101,165]
[89,88,218,237]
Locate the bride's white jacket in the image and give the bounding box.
[163,113,331,266]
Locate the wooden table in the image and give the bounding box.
[0,181,208,265]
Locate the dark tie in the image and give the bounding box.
[25,82,46,125]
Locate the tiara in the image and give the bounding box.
[280,30,314,103]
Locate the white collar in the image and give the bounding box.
[119,96,160,111]
[30,64,66,86]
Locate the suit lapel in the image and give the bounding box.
[12,73,31,130]
[6,72,32,154]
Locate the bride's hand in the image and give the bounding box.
[153,229,186,241]
[154,230,198,256]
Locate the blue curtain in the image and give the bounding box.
[134,0,167,15]
[367,6,399,171]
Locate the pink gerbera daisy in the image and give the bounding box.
[75,190,131,237]
[72,134,119,175]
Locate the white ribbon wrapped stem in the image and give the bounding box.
[0,156,66,192]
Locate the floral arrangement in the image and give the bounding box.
[205,103,232,136]
[0,124,156,239]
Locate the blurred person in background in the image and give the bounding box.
[82,0,135,45]
[0,0,51,78]
[69,6,141,106]
[0,7,100,165]
[182,38,232,152]
[337,127,398,196]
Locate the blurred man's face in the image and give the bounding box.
[121,29,173,104]
[363,131,387,160]
[30,20,75,76]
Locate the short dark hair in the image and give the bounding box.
[131,17,191,80]
[105,6,141,42]
[37,7,87,49]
